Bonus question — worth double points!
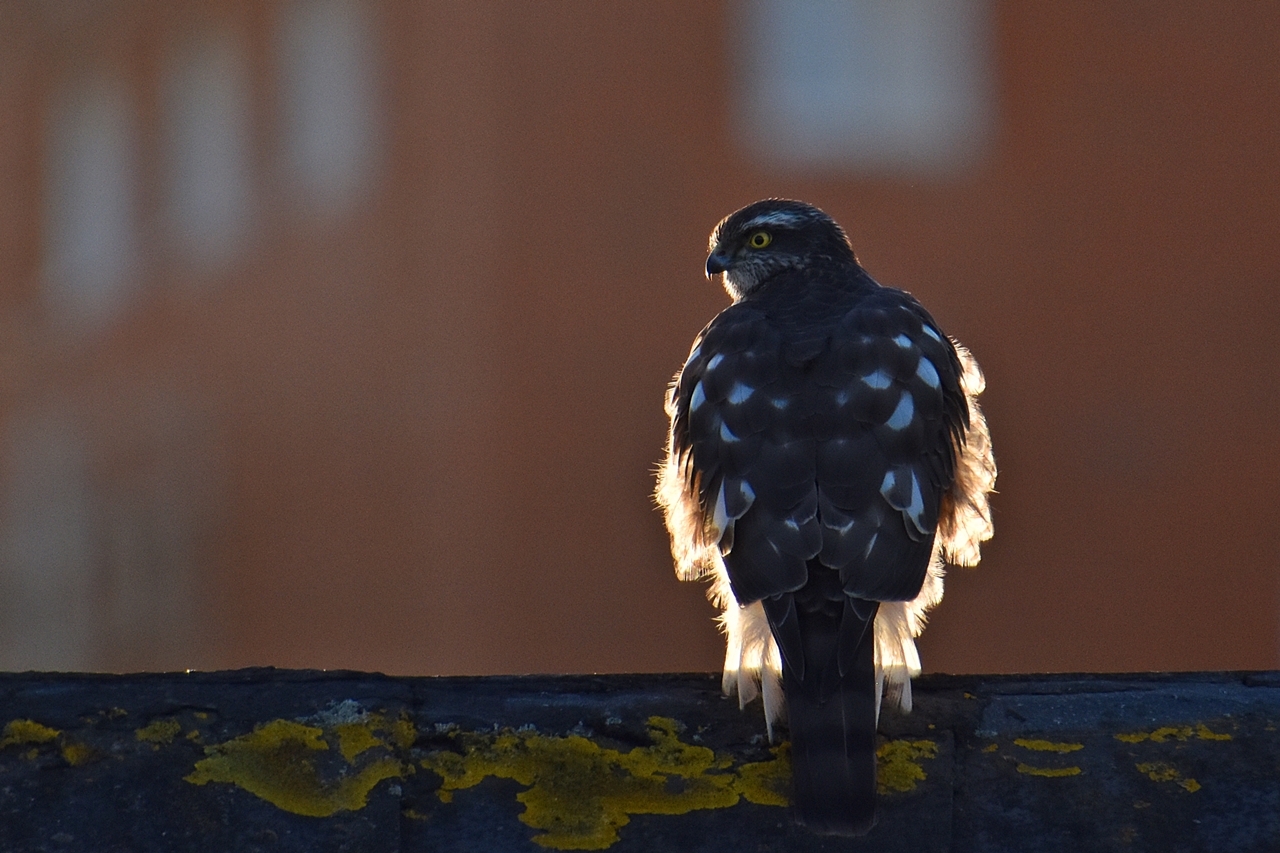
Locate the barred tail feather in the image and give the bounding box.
[785,610,879,836]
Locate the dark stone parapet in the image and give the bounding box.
[0,669,1276,851]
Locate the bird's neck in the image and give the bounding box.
[746,261,874,315]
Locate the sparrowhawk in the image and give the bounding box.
[657,199,995,835]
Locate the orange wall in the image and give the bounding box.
[1,2,1277,676]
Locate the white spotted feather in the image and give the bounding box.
[657,339,995,731]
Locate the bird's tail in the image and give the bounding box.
[783,601,879,836]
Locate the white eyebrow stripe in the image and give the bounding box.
[742,211,808,229]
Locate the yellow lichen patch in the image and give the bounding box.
[1117,726,1190,743]
[135,718,183,746]
[981,743,998,753]
[334,722,382,762]
[733,743,790,806]
[1137,762,1177,782]
[1,720,60,748]
[1147,728,1186,743]
[3,719,95,766]
[1014,739,1083,754]
[1117,723,1232,744]
[877,739,938,794]
[423,717,741,850]
[1016,763,1082,778]
[60,741,95,767]
[185,718,406,818]
[388,715,417,750]
[1135,761,1200,792]
[331,711,415,760]
[1195,724,1232,741]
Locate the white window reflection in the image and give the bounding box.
[279,0,382,211]
[737,0,994,175]
[43,75,138,328]
[164,32,253,269]
[0,410,97,671]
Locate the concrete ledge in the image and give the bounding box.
[1,669,1277,852]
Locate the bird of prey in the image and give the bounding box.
[656,199,995,835]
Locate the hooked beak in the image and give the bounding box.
[706,248,731,278]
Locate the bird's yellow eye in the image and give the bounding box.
[748,231,772,249]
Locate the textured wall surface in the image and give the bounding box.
[0,3,1277,675]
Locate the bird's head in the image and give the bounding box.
[706,199,857,300]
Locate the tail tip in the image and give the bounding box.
[793,804,877,837]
